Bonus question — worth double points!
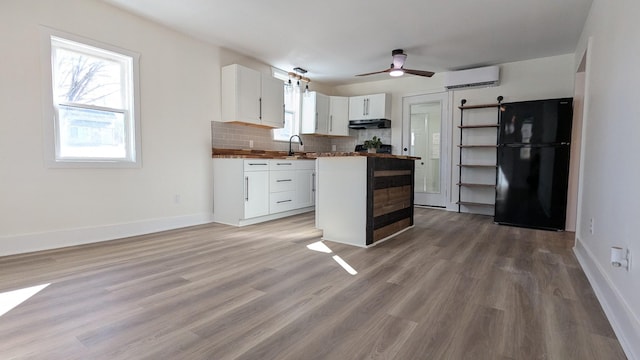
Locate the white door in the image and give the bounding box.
[402,93,450,207]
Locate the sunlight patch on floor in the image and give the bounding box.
[0,283,50,317]
[306,241,333,253]
[306,241,358,275]
[332,255,358,275]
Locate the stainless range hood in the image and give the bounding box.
[348,119,391,129]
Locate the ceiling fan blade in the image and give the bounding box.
[355,68,391,77]
[404,69,435,77]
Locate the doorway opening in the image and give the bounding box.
[402,93,450,208]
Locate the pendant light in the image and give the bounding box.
[289,67,311,96]
[284,77,293,94]
[304,82,310,97]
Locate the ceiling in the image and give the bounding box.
[102,0,593,86]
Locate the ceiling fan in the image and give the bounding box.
[356,49,434,78]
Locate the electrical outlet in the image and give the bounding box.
[249,140,254,148]
[332,144,337,152]
[174,194,181,204]
[589,218,594,234]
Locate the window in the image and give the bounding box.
[42,29,140,167]
[272,68,301,142]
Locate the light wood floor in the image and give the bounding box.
[0,208,626,359]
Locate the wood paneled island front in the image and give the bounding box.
[316,155,415,247]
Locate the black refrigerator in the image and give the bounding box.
[495,98,573,231]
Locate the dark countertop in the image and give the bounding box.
[212,148,420,160]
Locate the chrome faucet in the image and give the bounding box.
[288,135,303,156]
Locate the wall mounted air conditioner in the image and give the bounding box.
[443,65,500,90]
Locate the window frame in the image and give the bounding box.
[41,27,141,168]
[271,68,301,143]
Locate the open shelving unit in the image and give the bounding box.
[456,96,503,214]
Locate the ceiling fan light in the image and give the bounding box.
[389,69,404,77]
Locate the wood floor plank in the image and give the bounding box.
[0,209,626,360]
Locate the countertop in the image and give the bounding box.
[212,148,420,160]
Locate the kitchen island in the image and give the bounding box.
[316,155,415,247]
[212,148,417,247]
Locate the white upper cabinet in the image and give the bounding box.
[328,96,349,136]
[260,75,286,128]
[220,64,284,128]
[302,93,349,136]
[348,93,391,120]
[301,91,330,135]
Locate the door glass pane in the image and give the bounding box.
[410,102,441,194]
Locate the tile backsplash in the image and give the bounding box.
[211,121,391,153]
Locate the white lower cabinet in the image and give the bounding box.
[269,168,297,213]
[297,169,316,208]
[213,158,315,226]
[270,191,297,213]
[244,169,270,219]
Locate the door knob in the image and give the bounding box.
[403,147,408,152]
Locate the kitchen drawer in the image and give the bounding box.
[269,160,297,170]
[270,190,297,213]
[270,170,296,192]
[296,160,316,170]
[244,159,270,171]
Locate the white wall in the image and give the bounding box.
[334,55,575,211]
[0,0,222,255]
[572,0,640,358]
[333,74,446,154]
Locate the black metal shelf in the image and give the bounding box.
[456,201,495,207]
[459,103,503,110]
[457,183,496,188]
[458,144,498,148]
[457,96,503,214]
[457,164,497,168]
[457,124,499,129]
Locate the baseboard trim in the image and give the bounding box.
[573,237,639,360]
[0,212,215,257]
[212,207,314,227]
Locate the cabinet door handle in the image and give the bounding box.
[329,115,333,132]
[259,97,262,120]
[244,176,249,201]
[312,172,316,192]
[362,99,366,116]
[277,199,292,204]
[283,104,286,126]
[316,112,319,130]
[276,162,292,166]
[276,179,292,182]
[248,163,268,166]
